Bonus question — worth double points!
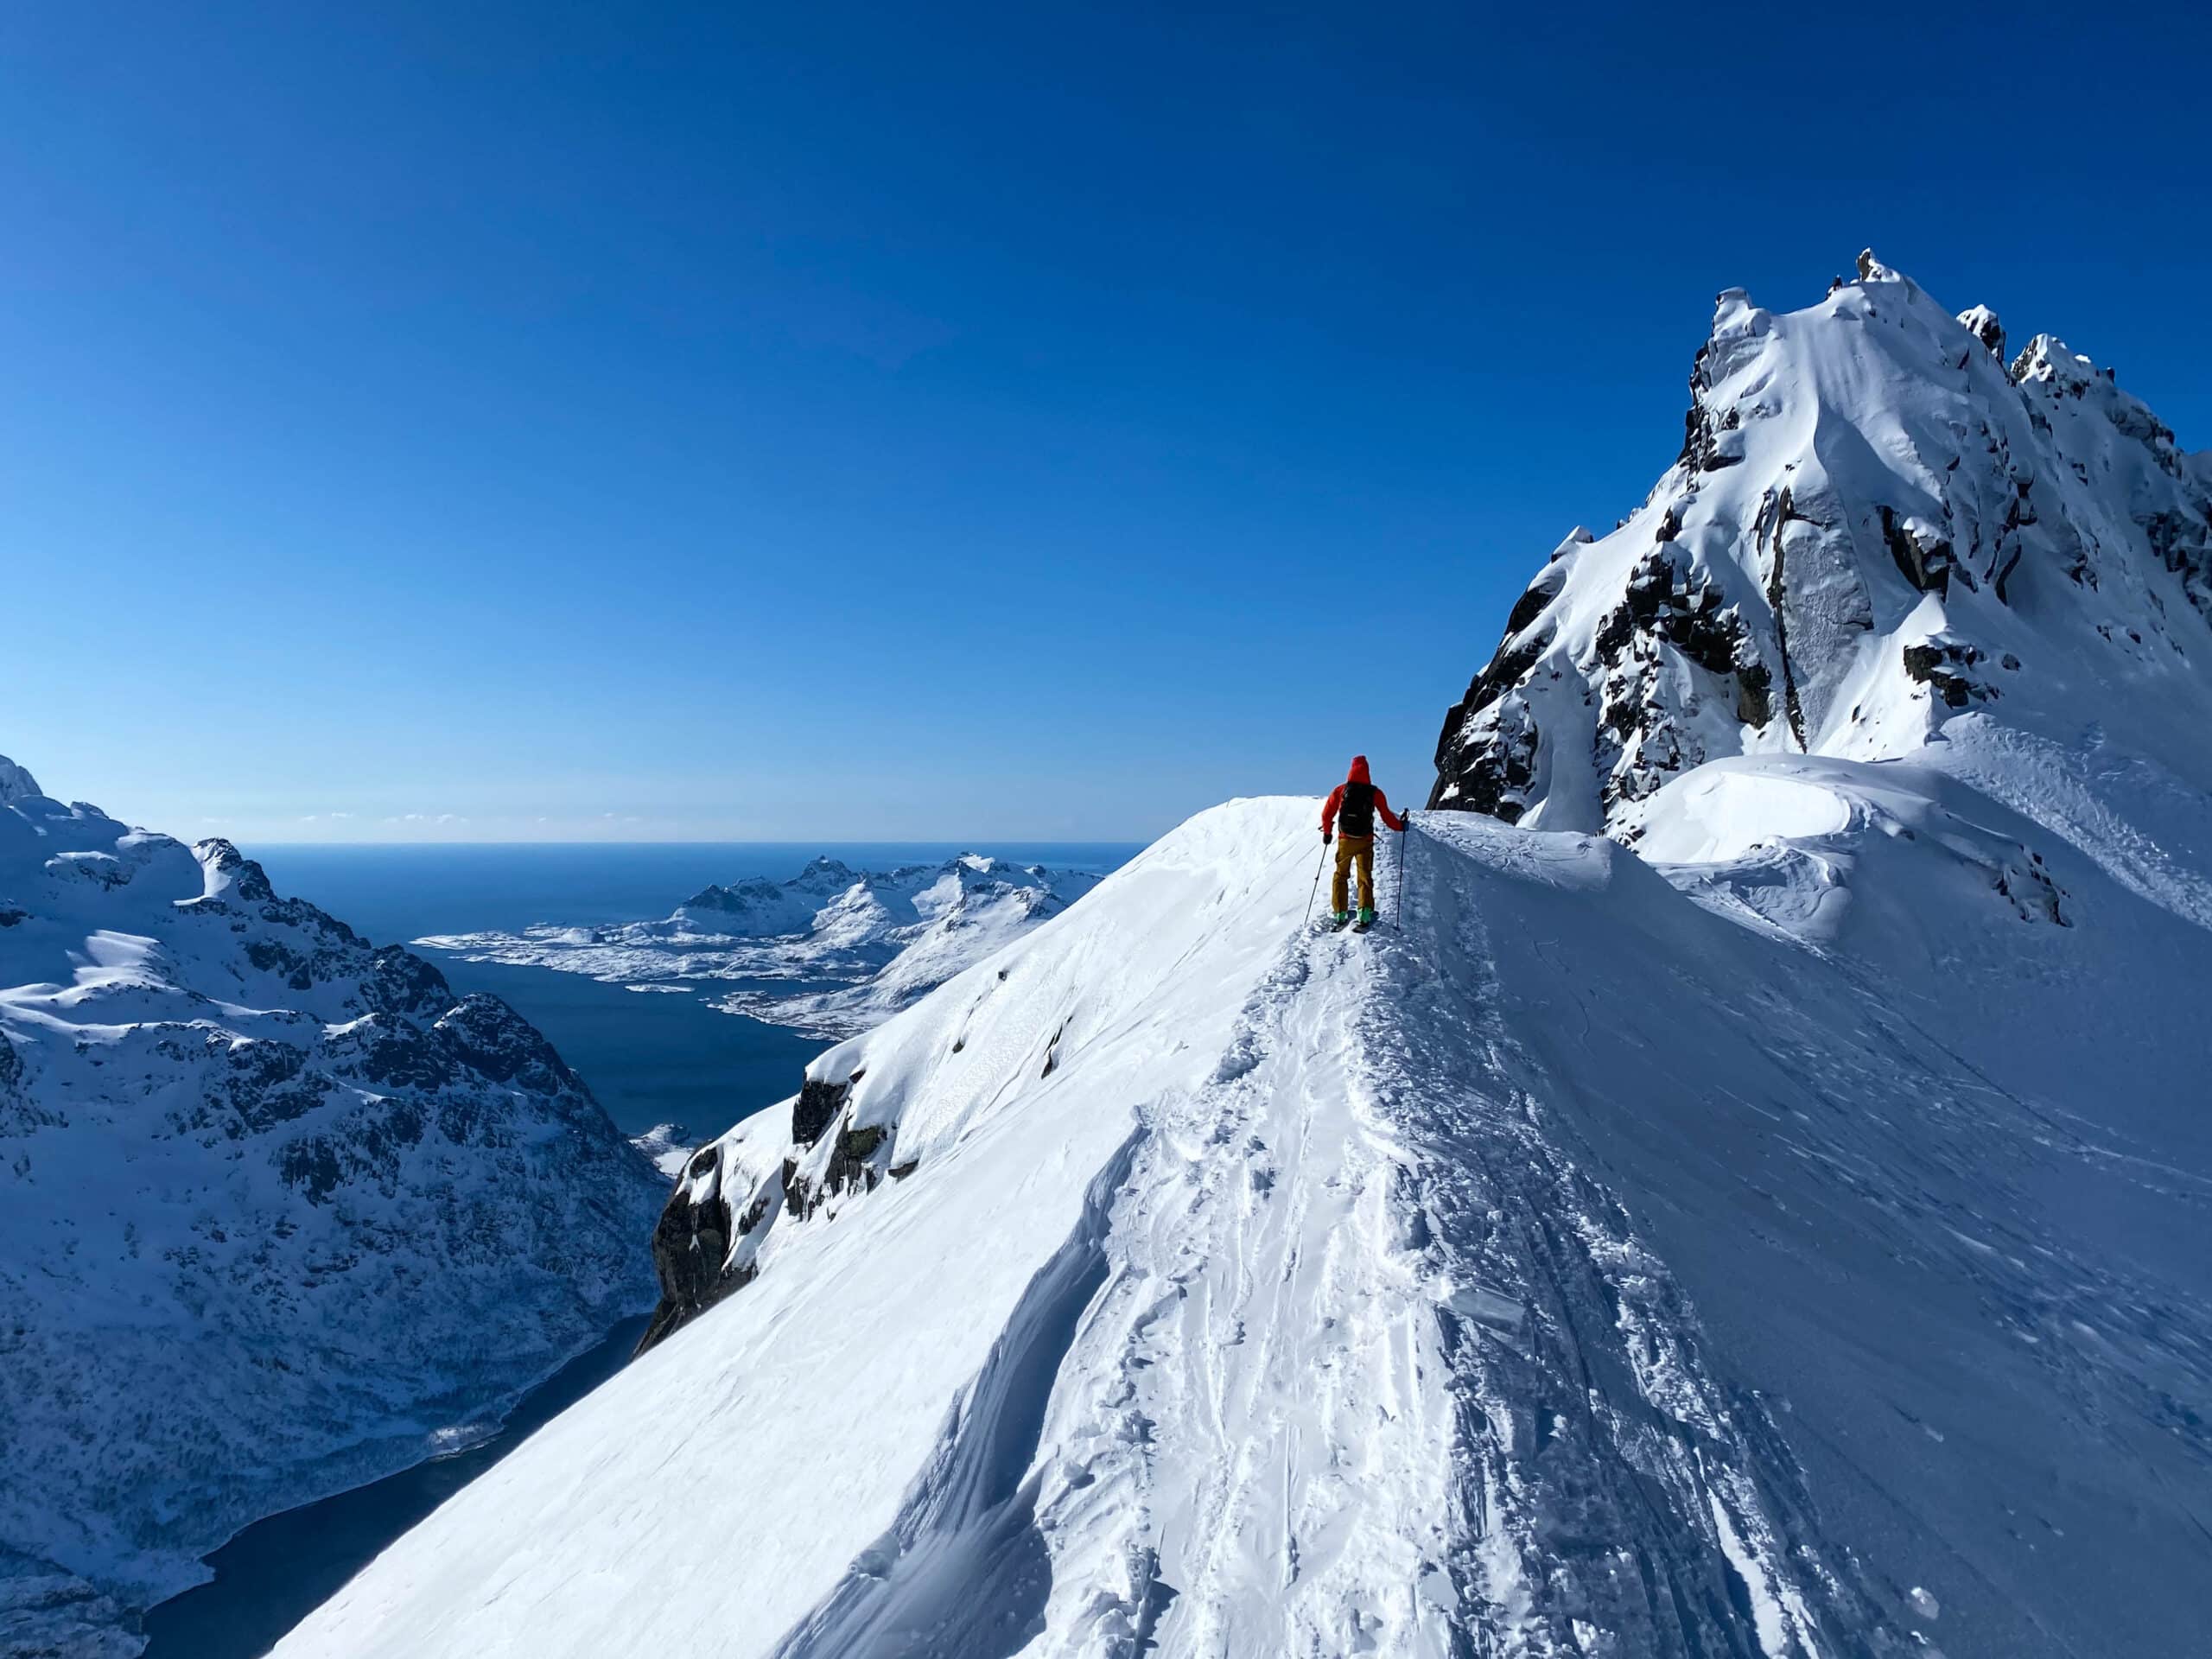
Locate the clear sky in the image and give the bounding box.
[6,1,2208,842]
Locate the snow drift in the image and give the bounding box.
[270,256,2211,1658]
[0,760,664,1657]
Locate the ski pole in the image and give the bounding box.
[1303,837,1328,924]
[1395,818,1409,930]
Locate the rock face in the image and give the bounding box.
[636,1064,874,1353]
[0,760,665,1654]
[1431,253,2212,837]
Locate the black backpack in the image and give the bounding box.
[1338,781,1376,837]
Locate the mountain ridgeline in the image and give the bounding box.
[0,764,664,1657]
[1430,250,2212,844]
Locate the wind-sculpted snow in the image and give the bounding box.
[271,772,2212,1655]
[417,854,1103,1039]
[1432,251,2212,861]
[0,758,664,1656]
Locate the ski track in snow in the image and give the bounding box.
[264,791,2212,1659]
[775,827,1868,1658]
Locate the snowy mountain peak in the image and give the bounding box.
[0,753,40,804]
[193,835,279,903]
[1433,253,2212,840]
[1,753,663,1652]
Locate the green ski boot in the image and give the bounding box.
[1353,906,1376,932]
[1329,910,1352,930]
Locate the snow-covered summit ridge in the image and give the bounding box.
[276,785,2212,1658]
[1431,251,2212,851]
[0,756,664,1656]
[418,853,1106,1039]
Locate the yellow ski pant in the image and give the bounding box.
[1331,833,1375,914]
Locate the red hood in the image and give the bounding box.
[1346,755,1370,785]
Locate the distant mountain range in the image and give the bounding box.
[417,853,1105,1039]
[0,757,663,1657]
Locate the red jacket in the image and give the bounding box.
[1321,755,1405,836]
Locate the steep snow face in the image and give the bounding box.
[419,854,1104,1038]
[0,760,664,1656]
[1431,251,2212,842]
[274,783,2212,1658]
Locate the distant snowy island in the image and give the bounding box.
[416,853,1104,1039]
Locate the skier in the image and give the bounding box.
[1320,755,1407,931]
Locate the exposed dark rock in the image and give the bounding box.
[361,946,455,1020]
[276,1137,346,1204]
[1435,692,1540,823]
[1503,562,1569,637]
[1880,506,1955,595]
[2139,508,2212,620]
[435,995,587,1103]
[823,1122,887,1202]
[1678,342,1746,474]
[1427,589,1560,815]
[1901,639,1995,709]
[791,1076,851,1147]
[1960,305,2006,361]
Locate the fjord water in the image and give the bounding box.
[138,1319,650,1659]
[139,842,1135,1658]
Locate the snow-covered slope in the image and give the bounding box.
[417,855,1103,1038]
[275,783,2210,1657]
[0,759,664,1656]
[266,257,2210,1658]
[1431,251,2212,859]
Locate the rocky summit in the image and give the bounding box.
[1430,251,2212,849]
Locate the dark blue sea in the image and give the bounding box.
[139,841,1139,1658]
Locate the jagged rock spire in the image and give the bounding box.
[1431,256,2212,835]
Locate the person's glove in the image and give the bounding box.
[1321,829,1332,844]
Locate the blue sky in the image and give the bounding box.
[6,1,2208,842]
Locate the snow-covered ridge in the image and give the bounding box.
[0,757,664,1656]
[268,257,2211,1658]
[281,772,2212,1656]
[417,853,1105,1039]
[1431,249,2212,854]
